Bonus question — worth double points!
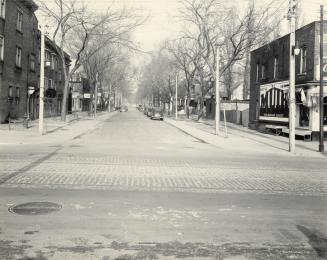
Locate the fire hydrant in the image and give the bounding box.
[23,112,29,128]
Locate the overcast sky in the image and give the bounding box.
[36,0,326,53]
[82,0,325,52]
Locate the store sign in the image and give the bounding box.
[83,93,91,99]
[259,81,289,122]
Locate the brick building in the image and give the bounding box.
[0,0,70,123]
[0,0,39,123]
[249,20,327,138]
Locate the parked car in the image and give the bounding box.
[119,105,128,112]
[146,106,153,117]
[150,107,164,120]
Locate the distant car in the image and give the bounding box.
[146,106,153,117]
[150,107,164,120]
[119,105,128,112]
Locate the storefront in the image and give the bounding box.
[258,80,327,133]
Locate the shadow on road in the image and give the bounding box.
[297,225,327,258]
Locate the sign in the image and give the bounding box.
[259,81,289,122]
[83,93,91,99]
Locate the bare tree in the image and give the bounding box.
[36,0,144,121]
[166,38,200,118]
[178,0,285,100]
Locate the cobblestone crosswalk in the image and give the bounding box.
[1,153,326,195]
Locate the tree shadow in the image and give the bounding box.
[297,225,327,258]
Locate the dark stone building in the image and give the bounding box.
[0,0,39,123]
[249,20,327,138]
[0,0,70,123]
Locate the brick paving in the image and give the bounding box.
[1,153,326,195]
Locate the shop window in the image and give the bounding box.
[0,0,5,19]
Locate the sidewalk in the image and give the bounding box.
[0,111,118,145]
[165,115,327,158]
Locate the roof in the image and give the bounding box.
[251,20,327,54]
[45,36,71,64]
[20,0,38,12]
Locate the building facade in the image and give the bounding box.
[249,21,327,138]
[0,0,39,123]
[0,0,70,123]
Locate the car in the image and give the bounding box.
[146,106,153,117]
[150,107,164,120]
[119,105,128,112]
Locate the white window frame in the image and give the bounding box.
[15,46,22,68]
[0,0,6,19]
[16,10,23,32]
[0,35,4,61]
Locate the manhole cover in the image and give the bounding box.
[8,202,62,215]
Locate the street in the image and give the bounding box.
[0,109,327,259]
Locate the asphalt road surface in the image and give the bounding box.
[0,108,327,260]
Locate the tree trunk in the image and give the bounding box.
[243,53,250,100]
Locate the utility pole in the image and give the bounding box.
[175,74,178,120]
[94,72,98,116]
[108,83,111,113]
[288,0,297,153]
[215,45,220,135]
[38,24,45,135]
[319,5,325,152]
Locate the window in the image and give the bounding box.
[48,78,53,88]
[44,77,48,88]
[45,51,50,63]
[273,57,279,79]
[16,10,23,32]
[256,63,260,82]
[8,86,13,98]
[261,64,267,79]
[51,55,54,69]
[0,0,5,19]
[16,87,20,102]
[58,70,62,81]
[300,48,307,73]
[0,35,4,60]
[30,54,36,71]
[15,46,22,68]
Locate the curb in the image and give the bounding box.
[0,112,118,145]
